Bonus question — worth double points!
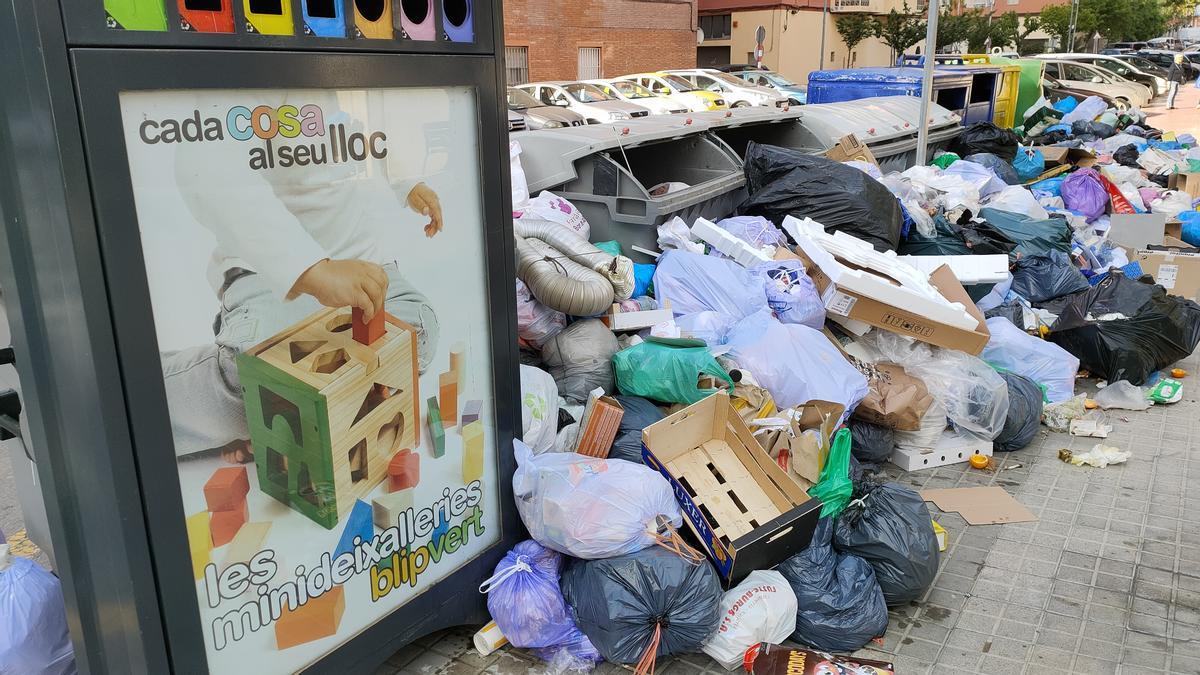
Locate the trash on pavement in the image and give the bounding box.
[851,360,936,431]
[1147,378,1184,404]
[560,546,723,670]
[1092,380,1152,410]
[981,316,1080,403]
[1009,250,1091,303]
[700,570,798,670]
[607,396,665,464]
[833,480,939,607]
[1069,412,1112,438]
[951,122,1021,162]
[808,429,854,519]
[743,643,896,675]
[1134,247,1200,300]
[1058,444,1131,468]
[891,428,992,471]
[752,400,845,489]
[921,487,1037,525]
[571,389,624,458]
[512,439,682,559]
[993,371,1044,452]
[932,520,948,551]
[473,620,509,657]
[752,260,825,329]
[642,392,822,583]
[776,518,889,653]
[653,250,769,320]
[849,419,895,465]
[1042,394,1088,432]
[692,217,775,267]
[517,279,567,348]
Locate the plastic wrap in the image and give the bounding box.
[561,546,723,666]
[752,260,825,329]
[540,319,619,404]
[963,153,1020,186]
[1049,274,1200,385]
[978,207,1073,259]
[701,571,798,670]
[1010,250,1091,303]
[1093,380,1151,410]
[777,518,889,653]
[982,317,1079,403]
[513,440,682,559]
[833,481,939,607]
[521,365,562,455]
[675,311,738,348]
[725,312,868,410]
[740,143,904,251]
[613,340,733,405]
[993,371,1043,452]
[653,250,768,320]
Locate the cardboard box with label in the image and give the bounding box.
[823,134,878,167]
[752,401,845,492]
[573,390,625,458]
[1134,248,1200,300]
[641,391,822,584]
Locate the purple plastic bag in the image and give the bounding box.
[1061,168,1108,222]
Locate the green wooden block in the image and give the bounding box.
[427,396,445,458]
[105,0,168,31]
[237,352,339,530]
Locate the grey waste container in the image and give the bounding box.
[516,122,745,258]
[795,96,962,172]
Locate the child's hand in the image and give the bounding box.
[407,182,444,237]
[289,259,389,319]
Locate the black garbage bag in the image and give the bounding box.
[978,207,1072,260]
[849,420,894,465]
[1114,144,1141,168]
[964,152,1021,185]
[777,518,889,652]
[994,371,1043,452]
[951,122,1020,162]
[740,143,903,251]
[561,546,723,665]
[833,481,938,607]
[1010,249,1091,303]
[984,301,1025,327]
[1048,273,1200,385]
[1034,129,1071,145]
[607,395,665,463]
[959,220,1020,256]
[1148,173,1171,188]
[1071,120,1116,139]
[898,214,972,256]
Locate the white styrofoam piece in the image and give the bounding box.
[898,254,1009,285]
[785,217,978,331]
[691,217,774,267]
[828,313,872,336]
[608,307,674,331]
[890,430,992,471]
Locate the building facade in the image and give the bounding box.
[503,0,700,84]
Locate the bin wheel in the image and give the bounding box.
[732,101,749,108]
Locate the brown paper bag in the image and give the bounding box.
[853,362,935,431]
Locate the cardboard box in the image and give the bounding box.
[1040,146,1096,168]
[1169,171,1200,200]
[823,134,878,166]
[642,392,822,584]
[573,390,625,458]
[1134,248,1200,300]
[1107,213,1167,251]
[800,252,990,354]
[600,300,673,332]
[754,401,845,491]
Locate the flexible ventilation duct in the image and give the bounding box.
[514,219,634,317]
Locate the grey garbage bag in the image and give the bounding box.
[777,518,889,652]
[833,481,939,607]
[964,152,1020,185]
[608,396,666,464]
[540,319,619,404]
[849,420,895,465]
[561,546,723,666]
[994,371,1043,452]
[1010,250,1091,304]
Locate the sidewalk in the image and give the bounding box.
[1144,83,1200,139]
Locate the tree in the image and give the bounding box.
[962,9,995,51]
[991,11,1021,50]
[1164,0,1196,31]
[936,8,974,49]
[874,3,927,61]
[1018,14,1041,42]
[1039,2,1094,51]
[836,15,876,67]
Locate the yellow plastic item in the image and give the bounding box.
[932,520,947,552]
[938,55,1021,128]
[969,454,990,470]
[243,0,294,35]
[1085,399,1099,409]
[1172,368,1188,378]
[462,420,484,483]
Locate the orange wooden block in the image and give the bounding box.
[210,498,249,547]
[204,466,249,512]
[275,585,346,649]
[387,449,420,491]
[352,307,386,345]
[439,371,458,427]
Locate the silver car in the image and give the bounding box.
[517,82,651,124]
[666,68,788,107]
[507,87,587,130]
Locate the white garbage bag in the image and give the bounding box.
[512,439,682,559]
[654,250,769,321]
[516,279,566,348]
[982,317,1079,404]
[986,185,1050,220]
[520,365,561,455]
[701,570,798,670]
[510,140,530,211]
[517,191,591,240]
[1060,96,1108,126]
[0,546,76,675]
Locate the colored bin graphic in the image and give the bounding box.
[244,0,295,35]
[178,0,235,33]
[354,0,393,39]
[395,0,435,40]
[105,0,168,31]
[302,0,346,37]
[441,0,471,42]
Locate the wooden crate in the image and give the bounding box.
[237,307,419,529]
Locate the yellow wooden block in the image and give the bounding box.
[221,521,272,572]
[462,420,484,484]
[449,342,466,388]
[187,512,212,580]
[439,371,459,428]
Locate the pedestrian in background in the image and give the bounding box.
[1166,53,1188,109]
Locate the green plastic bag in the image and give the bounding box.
[594,240,622,257]
[931,152,960,170]
[809,428,853,519]
[612,341,733,405]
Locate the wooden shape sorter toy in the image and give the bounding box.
[236,307,420,530]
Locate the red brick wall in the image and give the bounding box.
[504,0,699,82]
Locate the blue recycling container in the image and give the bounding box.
[806,66,973,123]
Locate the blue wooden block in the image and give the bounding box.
[333,499,373,559]
[431,510,449,548]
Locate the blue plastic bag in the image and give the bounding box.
[633,262,655,298]
[653,250,768,320]
[1030,175,1066,197]
[0,552,76,675]
[1013,146,1045,181]
[752,260,825,329]
[1052,96,1078,113]
[1181,211,1200,247]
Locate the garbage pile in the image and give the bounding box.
[490,100,1200,669]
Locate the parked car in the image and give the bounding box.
[1146,37,1184,51]
[1137,49,1200,76]
[717,65,807,104]
[1033,53,1166,95]
[507,108,526,133]
[584,79,690,115]
[666,68,788,107]
[1038,60,1152,107]
[516,81,651,124]
[1042,74,1128,111]
[1110,53,1170,78]
[1110,41,1148,51]
[615,72,728,112]
[506,87,587,129]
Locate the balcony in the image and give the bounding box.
[831,0,885,12]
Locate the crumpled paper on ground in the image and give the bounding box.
[1059,444,1130,468]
